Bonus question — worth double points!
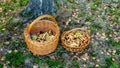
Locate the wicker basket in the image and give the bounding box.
[24,15,60,56]
[61,28,90,53]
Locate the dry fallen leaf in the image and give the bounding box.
[81,53,89,61]
[0,8,2,12]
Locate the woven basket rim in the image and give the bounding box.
[61,28,90,49]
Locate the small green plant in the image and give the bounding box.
[105,57,119,68]
[46,59,65,68]
[72,60,79,68]
[6,51,25,66]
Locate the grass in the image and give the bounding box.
[90,20,103,34]
[116,49,120,55]
[6,51,25,67]
[0,0,29,24]
[106,27,112,36]
[108,7,120,23]
[90,26,98,34]
[91,53,97,57]
[108,38,120,46]
[33,57,43,67]
[46,59,65,68]
[105,57,120,68]
[93,0,101,6]
[89,3,97,11]
[0,25,5,30]
[0,43,4,47]
[68,0,75,3]
[105,27,120,47]
[72,59,79,68]
[0,64,3,68]
[0,0,120,68]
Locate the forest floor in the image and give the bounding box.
[0,0,120,68]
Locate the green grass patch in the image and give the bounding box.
[18,0,29,7]
[106,27,112,36]
[6,20,23,31]
[0,25,5,30]
[89,3,97,11]
[0,64,3,68]
[6,51,25,66]
[78,12,86,17]
[93,0,101,6]
[72,59,79,68]
[68,0,75,3]
[90,26,98,34]
[108,7,120,23]
[90,21,103,34]
[33,57,44,67]
[85,15,95,22]
[116,49,120,55]
[0,43,4,47]
[105,57,120,68]
[46,59,65,68]
[56,0,61,9]
[108,38,120,46]
[91,22,103,29]
[91,53,97,57]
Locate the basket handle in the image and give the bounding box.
[28,14,57,33]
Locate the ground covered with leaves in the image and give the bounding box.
[0,0,120,68]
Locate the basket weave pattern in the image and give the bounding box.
[61,28,90,53]
[24,15,60,56]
